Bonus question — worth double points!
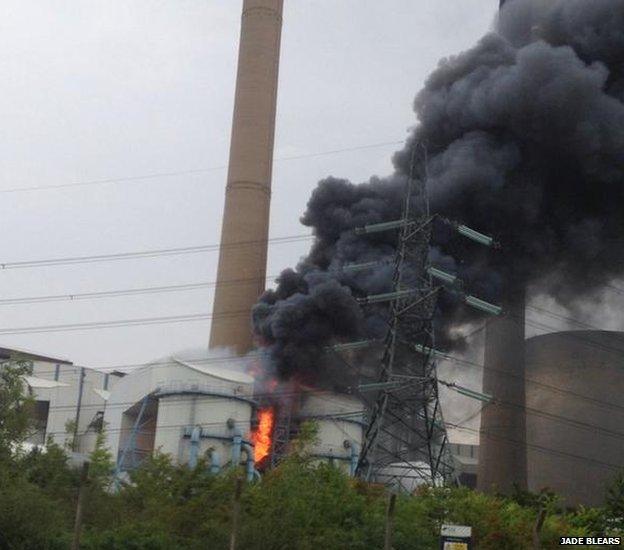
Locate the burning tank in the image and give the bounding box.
[251,370,365,474]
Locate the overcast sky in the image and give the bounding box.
[0,0,504,370]
[8,0,624,446]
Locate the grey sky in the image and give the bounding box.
[5,1,624,445]
[0,0,501,368]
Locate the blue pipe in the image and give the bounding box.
[232,433,242,467]
[349,442,360,477]
[188,426,201,469]
[242,443,256,482]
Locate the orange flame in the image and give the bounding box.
[253,407,275,465]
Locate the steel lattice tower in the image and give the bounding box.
[354,146,455,489]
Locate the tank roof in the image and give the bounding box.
[171,357,254,385]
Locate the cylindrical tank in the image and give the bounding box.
[525,331,624,507]
[298,392,364,475]
[155,362,255,466]
[210,0,284,355]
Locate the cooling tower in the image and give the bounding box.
[210,0,284,355]
[525,331,624,507]
[477,291,527,494]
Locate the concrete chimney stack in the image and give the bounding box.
[475,0,528,497]
[210,0,283,355]
[477,290,527,494]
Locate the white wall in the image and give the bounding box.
[104,359,255,467]
[29,360,120,452]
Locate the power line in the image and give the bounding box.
[526,304,612,332]
[436,324,624,417]
[23,351,624,464]
[8,301,623,391]
[0,233,312,270]
[441,346,624,416]
[0,276,268,306]
[1,264,623,344]
[3,310,623,410]
[6,292,624,422]
[0,140,404,195]
[0,310,249,336]
[0,281,215,306]
[521,314,624,360]
[36,417,621,475]
[449,423,622,472]
[50,379,624,451]
[0,266,360,305]
[33,394,624,474]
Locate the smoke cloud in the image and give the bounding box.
[253,0,624,383]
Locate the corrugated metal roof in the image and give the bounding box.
[0,345,73,365]
[171,357,254,385]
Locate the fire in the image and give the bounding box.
[252,407,275,465]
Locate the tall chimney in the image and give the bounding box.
[475,0,528,497]
[210,0,284,355]
[477,289,527,493]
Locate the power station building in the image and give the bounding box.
[3,346,123,454]
[12,326,624,505]
[9,0,623,509]
[9,345,366,479]
[103,357,256,476]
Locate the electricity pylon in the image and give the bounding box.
[350,145,454,489]
[349,145,500,490]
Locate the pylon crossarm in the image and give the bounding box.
[354,219,413,235]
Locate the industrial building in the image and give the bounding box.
[1,346,123,454]
[103,357,256,476]
[98,356,367,478]
[5,0,375,489]
[449,443,478,489]
[8,0,621,508]
[5,343,365,478]
[13,325,624,507]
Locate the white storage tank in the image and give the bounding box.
[155,359,255,470]
[105,357,257,477]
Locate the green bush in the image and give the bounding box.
[0,368,622,550]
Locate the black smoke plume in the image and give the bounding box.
[253,0,624,383]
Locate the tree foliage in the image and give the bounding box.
[0,360,35,461]
[1,375,622,549]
